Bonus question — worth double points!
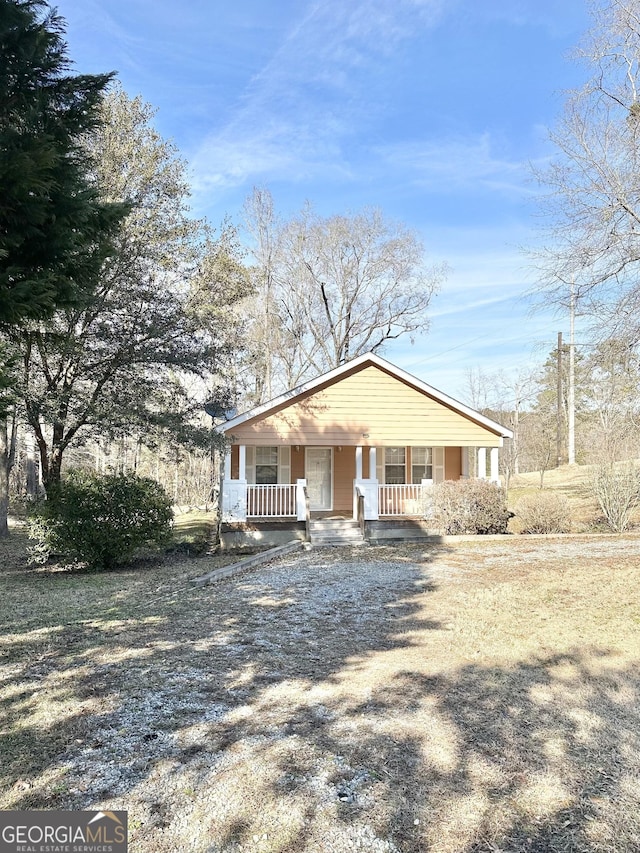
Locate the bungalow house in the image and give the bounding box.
[215,353,513,547]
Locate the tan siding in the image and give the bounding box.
[291,446,304,483]
[445,446,462,481]
[230,364,502,447]
[231,444,239,479]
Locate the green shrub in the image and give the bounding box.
[431,479,511,535]
[514,491,571,534]
[28,471,173,569]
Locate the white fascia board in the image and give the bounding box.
[215,352,514,439]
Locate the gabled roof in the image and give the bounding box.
[216,353,513,439]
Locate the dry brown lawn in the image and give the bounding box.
[508,465,601,532]
[2,530,640,852]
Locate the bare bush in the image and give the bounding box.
[514,491,572,534]
[431,480,511,535]
[592,464,640,532]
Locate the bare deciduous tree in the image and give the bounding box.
[242,189,446,399]
[464,366,538,488]
[584,338,640,462]
[532,0,640,341]
[242,189,283,404]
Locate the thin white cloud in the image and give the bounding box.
[62,1,133,43]
[255,0,447,84]
[190,0,447,197]
[419,221,538,289]
[376,134,539,196]
[380,226,562,394]
[429,293,516,319]
[469,0,588,39]
[191,127,353,194]
[59,0,149,76]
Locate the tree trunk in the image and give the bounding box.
[0,411,17,536]
[41,446,64,494]
[568,281,576,465]
[133,436,142,473]
[513,406,520,476]
[25,429,39,497]
[556,331,563,468]
[0,419,10,537]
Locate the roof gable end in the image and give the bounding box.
[217,353,513,439]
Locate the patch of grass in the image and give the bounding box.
[171,510,217,555]
[509,463,623,532]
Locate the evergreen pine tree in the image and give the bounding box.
[0,0,122,323]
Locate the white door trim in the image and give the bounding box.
[305,447,333,511]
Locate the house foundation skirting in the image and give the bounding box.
[365,518,439,543]
[220,520,307,551]
[219,518,445,549]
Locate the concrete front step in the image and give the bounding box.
[311,536,366,546]
[309,519,365,546]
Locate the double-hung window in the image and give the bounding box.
[384,447,406,484]
[411,447,433,483]
[255,446,278,484]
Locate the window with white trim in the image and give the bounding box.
[384,447,406,484]
[255,446,278,484]
[411,447,433,483]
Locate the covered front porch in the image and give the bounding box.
[221,443,502,523]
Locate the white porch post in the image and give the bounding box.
[355,446,363,480]
[353,446,363,519]
[367,446,380,520]
[296,478,307,521]
[238,445,246,481]
[477,447,487,480]
[221,445,247,522]
[421,478,434,519]
[490,447,500,484]
[462,447,469,479]
[352,446,379,520]
[356,481,379,520]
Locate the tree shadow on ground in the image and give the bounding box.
[183,647,640,852]
[340,651,640,852]
[0,545,442,814]
[2,540,640,852]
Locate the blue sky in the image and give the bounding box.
[54,0,591,401]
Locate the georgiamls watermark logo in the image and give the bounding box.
[0,810,127,852]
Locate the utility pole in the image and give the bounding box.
[568,280,576,465]
[557,331,563,468]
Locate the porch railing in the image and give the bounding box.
[247,484,297,518]
[378,483,427,517]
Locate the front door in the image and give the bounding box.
[306,448,332,511]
